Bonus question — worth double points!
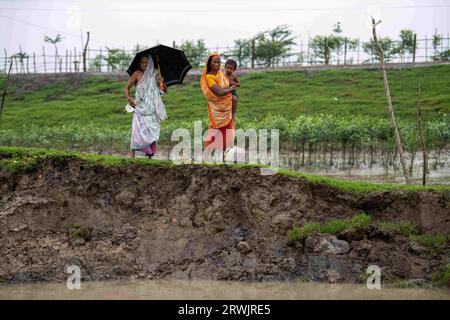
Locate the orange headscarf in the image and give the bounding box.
[200,53,233,129]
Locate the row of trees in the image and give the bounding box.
[4,24,449,73]
[179,24,449,68]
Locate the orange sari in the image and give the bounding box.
[200,53,235,151]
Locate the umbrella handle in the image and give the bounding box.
[156,55,165,93]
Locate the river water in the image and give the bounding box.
[0,280,449,300]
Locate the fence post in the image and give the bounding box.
[59,57,62,73]
[3,49,6,72]
[73,47,77,72]
[251,39,255,68]
[99,47,102,72]
[425,35,428,62]
[42,46,47,73]
[344,38,347,65]
[26,56,30,73]
[69,51,72,72]
[412,33,417,63]
[357,41,360,64]
[33,52,36,73]
[65,49,68,72]
[82,31,90,72]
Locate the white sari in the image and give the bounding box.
[130,54,167,155]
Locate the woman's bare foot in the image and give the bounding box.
[130,150,136,158]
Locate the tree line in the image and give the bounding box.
[2,23,450,73]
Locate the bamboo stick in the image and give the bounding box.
[371,17,410,184]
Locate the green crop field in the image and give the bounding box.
[0,64,449,155]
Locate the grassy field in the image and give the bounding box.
[1,64,449,131]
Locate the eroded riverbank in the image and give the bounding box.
[0,148,449,286]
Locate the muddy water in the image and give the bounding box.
[0,280,449,300]
[133,146,449,185]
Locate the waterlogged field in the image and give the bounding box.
[0,65,449,183]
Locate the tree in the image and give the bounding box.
[255,25,296,67]
[12,45,28,73]
[363,37,398,62]
[104,47,132,71]
[311,22,358,65]
[180,39,208,68]
[88,55,103,72]
[397,29,415,61]
[223,39,252,68]
[44,34,63,72]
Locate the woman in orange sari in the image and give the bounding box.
[200,53,237,152]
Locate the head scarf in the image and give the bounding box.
[136,54,167,122]
[200,53,232,128]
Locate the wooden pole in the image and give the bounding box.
[415,84,428,186]
[412,33,417,63]
[0,59,13,123]
[82,31,90,72]
[42,46,47,73]
[371,17,410,184]
[33,52,36,73]
[251,39,255,68]
[99,47,102,72]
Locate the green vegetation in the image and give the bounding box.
[287,213,449,247]
[378,221,418,237]
[410,234,450,248]
[0,66,449,167]
[0,146,173,173]
[1,147,449,194]
[287,212,371,241]
[432,264,450,287]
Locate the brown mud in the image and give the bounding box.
[0,156,449,284]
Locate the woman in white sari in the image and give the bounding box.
[124,54,167,158]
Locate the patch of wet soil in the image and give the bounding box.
[0,157,449,283]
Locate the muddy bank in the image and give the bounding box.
[0,155,449,284]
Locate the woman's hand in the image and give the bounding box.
[229,85,237,92]
[157,76,164,83]
[127,96,137,107]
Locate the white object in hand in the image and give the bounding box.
[125,103,135,113]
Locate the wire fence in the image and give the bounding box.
[1,35,449,74]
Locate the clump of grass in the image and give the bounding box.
[349,212,372,230]
[320,219,348,234]
[410,234,449,248]
[287,222,321,242]
[432,264,450,287]
[378,221,419,237]
[287,212,370,242]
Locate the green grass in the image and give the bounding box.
[1,146,450,194]
[432,264,450,287]
[410,234,450,248]
[378,221,419,237]
[287,212,372,241]
[1,65,449,132]
[287,213,449,246]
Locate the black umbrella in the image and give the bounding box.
[127,44,192,87]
